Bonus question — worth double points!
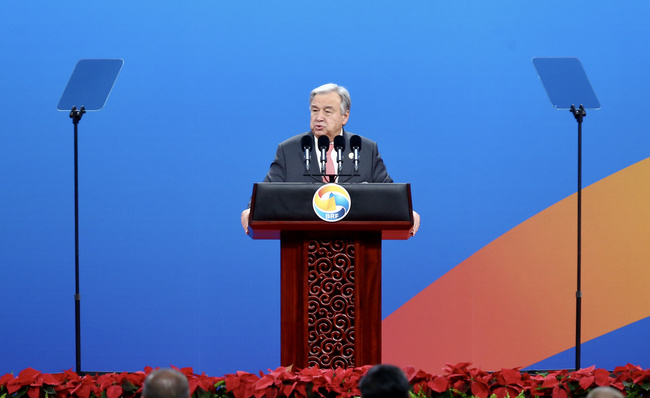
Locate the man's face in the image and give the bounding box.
[310,91,350,141]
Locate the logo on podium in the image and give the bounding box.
[312,184,351,222]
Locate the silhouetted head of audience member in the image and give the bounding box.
[359,364,411,398]
[586,387,624,398]
[142,368,190,398]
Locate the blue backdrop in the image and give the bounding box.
[1,1,649,375]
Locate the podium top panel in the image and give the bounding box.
[248,182,413,240]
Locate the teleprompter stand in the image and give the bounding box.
[247,182,413,368]
[57,58,123,373]
[533,57,600,370]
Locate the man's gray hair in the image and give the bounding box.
[142,368,190,398]
[309,83,351,114]
[586,387,625,398]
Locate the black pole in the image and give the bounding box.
[70,106,85,374]
[571,104,585,371]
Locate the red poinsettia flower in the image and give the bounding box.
[0,362,643,398]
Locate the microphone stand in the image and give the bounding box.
[335,151,344,175]
[319,149,327,176]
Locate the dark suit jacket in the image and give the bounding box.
[263,131,393,183]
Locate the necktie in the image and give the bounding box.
[324,144,334,183]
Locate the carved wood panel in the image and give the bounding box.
[306,239,355,368]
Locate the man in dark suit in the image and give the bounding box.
[241,83,420,234]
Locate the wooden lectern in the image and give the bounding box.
[248,182,413,369]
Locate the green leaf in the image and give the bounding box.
[122,380,138,393]
[199,388,213,398]
[14,387,27,398]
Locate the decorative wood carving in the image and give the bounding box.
[306,239,356,368]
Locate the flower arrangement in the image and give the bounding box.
[2,363,650,398]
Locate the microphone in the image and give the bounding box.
[333,135,345,174]
[317,135,330,176]
[301,134,312,171]
[350,135,362,172]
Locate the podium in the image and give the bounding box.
[248,182,413,368]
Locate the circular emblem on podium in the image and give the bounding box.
[312,183,351,222]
